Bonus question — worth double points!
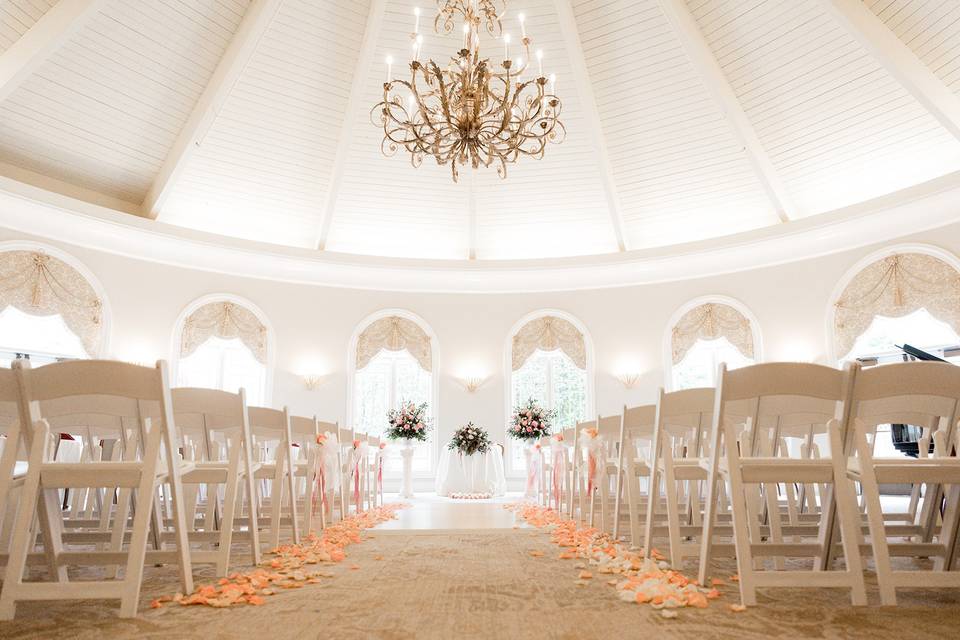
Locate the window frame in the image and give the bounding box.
[663,295,763,391]
[170,294,275,406]
[0,240,112,359]
[346,309,440,478]
[825,243,960,363]
[504,309,595,477]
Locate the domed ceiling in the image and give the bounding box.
[1,0,960,261]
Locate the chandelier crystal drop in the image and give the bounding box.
[371,0,565,182]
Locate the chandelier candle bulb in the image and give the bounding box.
[536,49,543,77]
[519,12,526,38]
[504,33,510,59]
[385,54,393,82]
[413,6,420,34]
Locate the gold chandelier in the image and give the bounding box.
[371,0,565,182]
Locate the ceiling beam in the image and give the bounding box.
[657,0,795,223]
[0,0,105,103]
[822,0,960,143]
[141,0,282,219]
[315,0,388,250]
[554,0,628,251]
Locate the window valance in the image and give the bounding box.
[834,253,960,357]
[0,250,103,356]
[671,302,754,364]
[356,315,432,372]
[180,301,268,364]
[512,315,586,371]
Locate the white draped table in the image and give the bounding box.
[435,447,507,497]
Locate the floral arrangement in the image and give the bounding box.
[508,398,555,441]
[385,401,431,442]
[448,422,492,456]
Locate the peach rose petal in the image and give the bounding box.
[153,503,408,611]
[505,502,721,615]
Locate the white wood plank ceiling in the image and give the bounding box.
[1,0,960,259]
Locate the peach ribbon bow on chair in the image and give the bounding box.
[551,443,566,510]
[579,427,602,495]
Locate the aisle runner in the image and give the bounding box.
[506,503,745,617]
[152,504,408,610]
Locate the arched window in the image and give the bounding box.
[172,296,273,406]
[0,243,108,366]
[507,312,593,471]
[667,297,760,390]
[832,248,960,362]
[349,312,438,475]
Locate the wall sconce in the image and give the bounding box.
[459,375,488,393]
[616,372,643,389]
[303,374,329,391]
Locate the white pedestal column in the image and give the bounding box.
[399,441,415,499]
[523,442,537,500]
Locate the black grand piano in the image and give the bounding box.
[857,343,957,457]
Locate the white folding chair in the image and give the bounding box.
[570,419,595,523]
[697,362,867,607]
[613,404,656,545]
[289,415,322,534]
[248,406,300,548]
[845,361,960,605]
[0,360,194,619]
[641,389,714,564]
[171,387,261,573]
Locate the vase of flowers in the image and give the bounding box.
[386,401,431,442]
[508,398,554,441]
[386,401,430,498]
[448,422,492,456]
[509,399,555,499]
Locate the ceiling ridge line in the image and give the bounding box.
[554,0,629,252]
[141,0,284,220]
[468,169,478,260]
[656,0,796,224]
[821,0,960,144]
[315,0,388,251]
[0,0,107,104]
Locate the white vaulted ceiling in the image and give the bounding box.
[1,0,960,261]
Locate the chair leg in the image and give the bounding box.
[0,423,49,620]
[854,426,896,606]
[827,426,867,605]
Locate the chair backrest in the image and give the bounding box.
[848,361,960,452]
[289,415,319,441]
[171,387,249,461]
[248,406,288,436]
[714,362,850,458]
[13,359,180,463]
[655,387,714,456]
[0,367,18,430]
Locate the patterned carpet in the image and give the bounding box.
[1,528,959,640]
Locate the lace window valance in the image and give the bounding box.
[834,253,960,357]
[672,303,754,364]
[0,250,103,356]
[512,315,586,371]
[356,316,432,372]
[180,301,268,364]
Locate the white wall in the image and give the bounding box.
[4,220,960,484]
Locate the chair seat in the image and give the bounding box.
[39,461,195,488]
[848,457,960,484]
[664,458,707,480]
[182,462,231,484]
[737,458,834,483]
